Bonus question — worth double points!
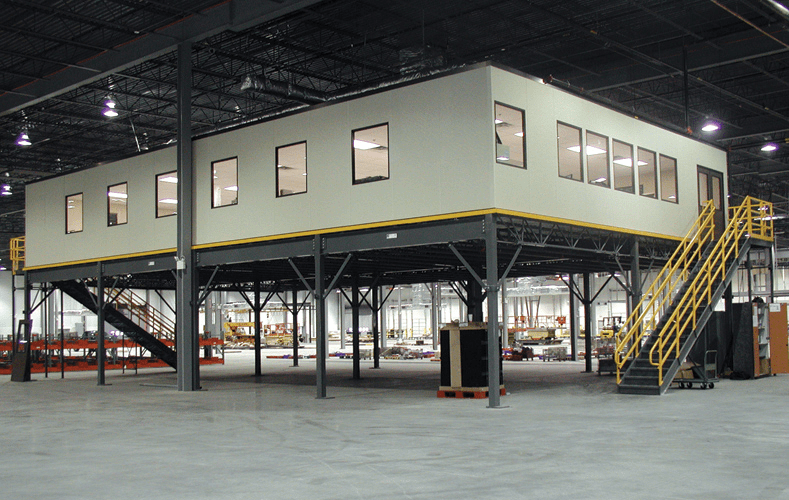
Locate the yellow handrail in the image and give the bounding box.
[10,236,25,275]
[648,196,772,385]
[614,200,717,382]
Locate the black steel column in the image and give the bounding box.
[97,263,105,386]
[770,244,776,302]
[746,252,753,302]
[583,273,593,373]
[60,288,65,379]
[569,274,578,361]
[352,272,360,380]
[372,284,380,369]
[469,280,483,322]
[485,213,502,408]
[314,234,327,398]
[254,280,261,376]
[176,41,198,391]
[630,239,642,352]
[292,286,299,367]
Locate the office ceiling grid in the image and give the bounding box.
[1,0,789,251]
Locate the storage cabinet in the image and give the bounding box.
[751,302,789,377]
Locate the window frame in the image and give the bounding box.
[107,182,128,227]
[155,170,178,219]
[585,130,610,188]
[352,122,390,185]
[494,101,526,169]
[637,147,659,199]
[276,141,308,198]
[557,121,583,182]
[210,157,239,209]
[612,139,636,194]
[65,192,83,234]
[659,154,679,204]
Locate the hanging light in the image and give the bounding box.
[1,184,11,196]
[761,143,778,152]
[15,129,31,146]
[701,121,720,132]
[103,95,119,118]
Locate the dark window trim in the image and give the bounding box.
[211,156,239,209]
[276,141,308,198]
[107,181,128,227]
[155,170,177,219]
[557,121,583,183]
[494,101,527,169]
[352,122,390,185]
[65,192,83,234]
[659,154,679,204]
[585,129,610,189]
[611,138,636,194]
[637,146,659,199]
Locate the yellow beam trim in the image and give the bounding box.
[25,208,682,271]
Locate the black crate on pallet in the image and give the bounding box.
[439,322,503,395]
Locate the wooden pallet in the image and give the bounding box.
[437,386,506,399]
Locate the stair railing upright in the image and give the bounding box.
[648,196,773,385]
[615,200,716,383]
[108,288,176,342]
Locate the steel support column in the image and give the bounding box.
[292,286,299,367]
[176,41,198,391]
[569,274,579,361]
[254,280,261,376]
[630,240,642,352]
[431,283,440,350]
[97,263,106,386]
[485,214,503,408]
[314,235,327,398]
[372,284,380,369]
[380,286,388,349]
[583,273,593,373]
[352,273,361,380]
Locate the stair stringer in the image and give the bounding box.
[655,238,752,394]
[56,281,177,369]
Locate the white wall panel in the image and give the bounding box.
[490,67,727,239]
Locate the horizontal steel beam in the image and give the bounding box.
[324,219,485,254]
[197,238,314,267]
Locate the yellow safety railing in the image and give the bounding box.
[648,196,772,385]
[107,288,175,342]
[10,236,25,274]
[614,200,717,382]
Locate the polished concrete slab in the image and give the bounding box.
[1,352,788,500]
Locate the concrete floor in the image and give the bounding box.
[2,351,789,500]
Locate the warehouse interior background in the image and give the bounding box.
[2,0,789,374]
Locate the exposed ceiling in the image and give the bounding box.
[2,0,789,258]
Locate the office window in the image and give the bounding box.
[638,148,658,198]
[494,103,525,168]
[107,182,127,226]
[156,171,178,218]
[66,193,83,234]
[612,139,636,194]
[276,142,307,197]
[557,122,583,181]
[212,157,238,208]
[586,131,609,188]
[352,123,389,184]
[660,155,678,203]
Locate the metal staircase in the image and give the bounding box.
[56,280,177,369]
[615,197,774,395]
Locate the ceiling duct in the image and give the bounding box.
[398,45,447,75]
[240,74,327,104]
